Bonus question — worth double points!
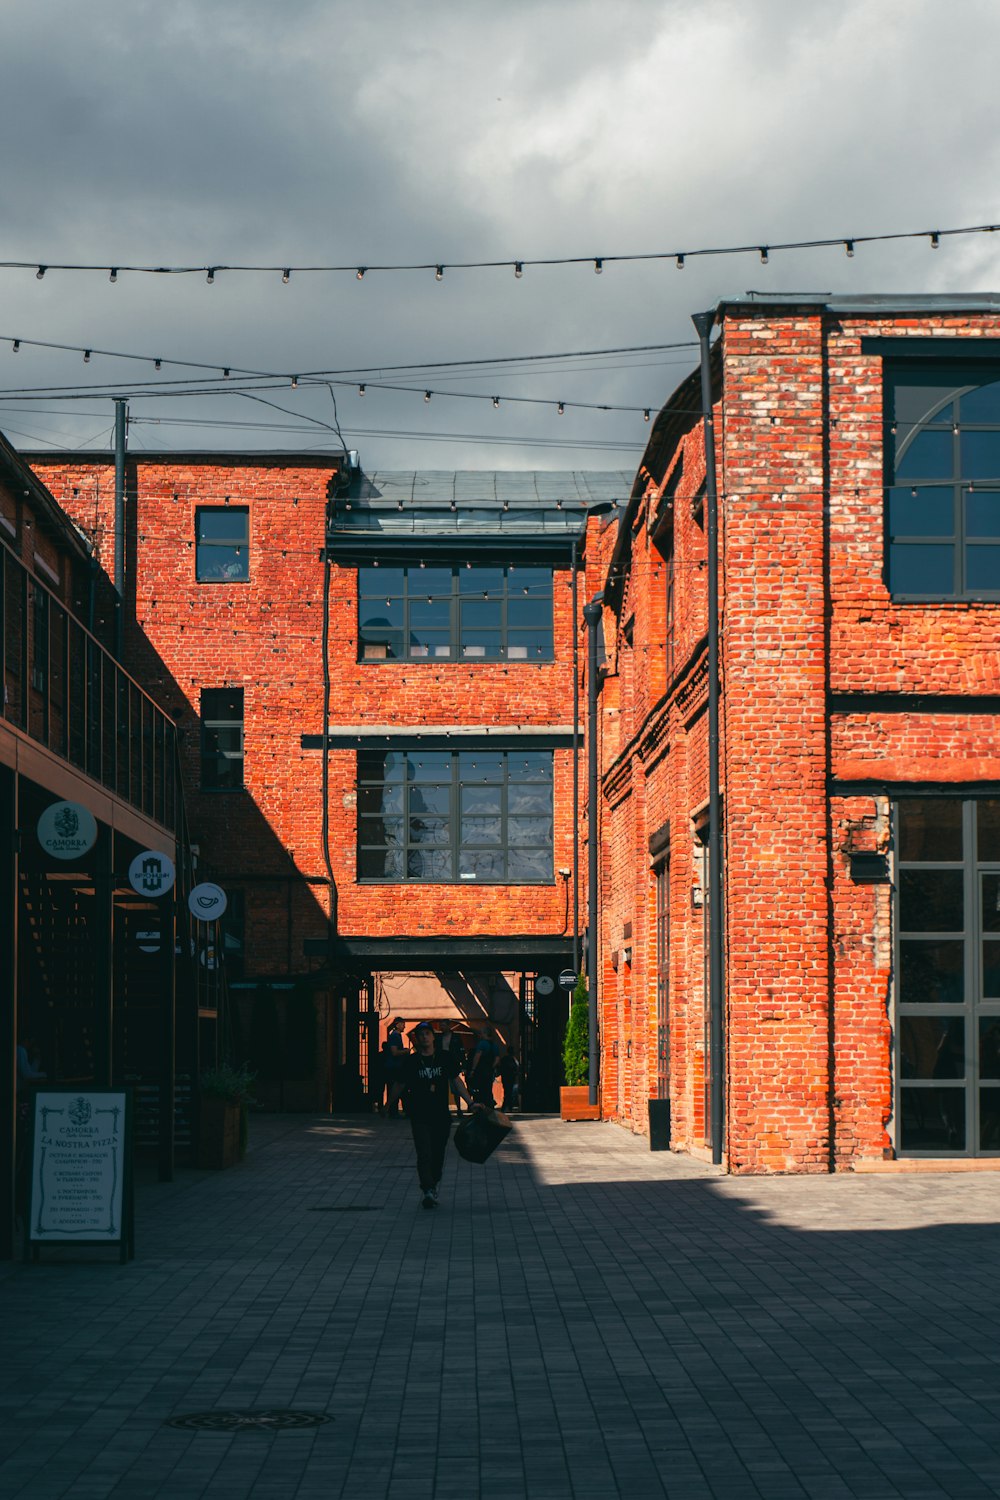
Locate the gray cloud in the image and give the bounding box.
[0,0,997,466]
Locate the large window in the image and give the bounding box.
[896,797,1000,1155]
[196,507,249,582]
[358,747,553,882]
[201,688,244,790]
[358,563,553,662]
[886,362,1000,597]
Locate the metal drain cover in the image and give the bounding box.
[167,1410,331,1432]
[308,1205,381,1212]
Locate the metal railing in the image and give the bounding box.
[1,540,177,831]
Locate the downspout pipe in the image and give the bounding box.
[583,591,604,1109]
[692,309,726,1166]
[113,399,127,659]
[571,537,580,979]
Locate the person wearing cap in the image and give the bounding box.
[401,1022,480,1209]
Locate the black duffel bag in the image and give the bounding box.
[453,1107,512,1164]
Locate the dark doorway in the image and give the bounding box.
[519,974,563,1111]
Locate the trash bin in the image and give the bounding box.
[648,1098,671,1151]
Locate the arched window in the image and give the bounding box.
[886,361,1000,598]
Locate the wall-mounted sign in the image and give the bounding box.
[135,929,160,955]
[37,800,98,861]
[188,882,227,922]
[128,850,176,898]
[27,1088,134,1262]
[558,969,577,990]
[535,974,555,996]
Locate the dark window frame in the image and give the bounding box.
[885,359,1000,601]
[894,795,1000,1157]
[357,562,554,663]
[200,687,245,791]
[357,746,554,884]
[196,506,250,583]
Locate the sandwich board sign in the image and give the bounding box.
[26,1088,134,1263]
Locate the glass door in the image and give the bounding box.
[896,797,1000,1154]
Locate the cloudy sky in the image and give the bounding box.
[1,0,998,469]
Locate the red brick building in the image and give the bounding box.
[30,454,625,1110]
[595,294,1000,1170]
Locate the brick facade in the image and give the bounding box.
[596,300,1000,1171]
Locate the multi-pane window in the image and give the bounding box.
[896,797,1000,1155]
[201,688,244,789]
[886,362,1000,597]
[196,507,249,582]
[358,564,553,662]
[358,747,553,882]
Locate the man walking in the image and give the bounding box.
[402,1022,479,1209]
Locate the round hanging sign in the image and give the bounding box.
[128,850,176,898]
[37,800,98,861]
[136,929,160,955]
[188,882,228,922]
[535,974,555,996]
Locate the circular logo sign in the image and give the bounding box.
[188,882,228,922]
[558,969,578,990]
[535,974,555,996]
[128,850,176,898]
[136,929,160,955]
[37,800,98,861]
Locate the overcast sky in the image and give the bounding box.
[1,0,998,469]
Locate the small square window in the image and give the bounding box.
[196,508,249,582]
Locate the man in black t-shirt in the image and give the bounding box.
[402,1022,479,1209]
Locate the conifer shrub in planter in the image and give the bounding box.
[198,1063,256,1168]
[560,974,601,1121]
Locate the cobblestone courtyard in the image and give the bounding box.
[2,1114,1000,1498]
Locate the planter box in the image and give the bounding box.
[560,1086,601,1122]
[198,1098,243,1169]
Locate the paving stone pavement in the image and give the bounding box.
[2,1113,1000,1499]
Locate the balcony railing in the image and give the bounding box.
[1,540,177,831]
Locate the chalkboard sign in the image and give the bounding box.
[26,1089,134,1262]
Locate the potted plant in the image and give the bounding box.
[560,975,601,1121]
[198,1062,256,1168]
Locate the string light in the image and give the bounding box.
[930,232,940,249]
[109,268,118,283]
[435,266,444,281]
[425,391,432,402]
[594,259,603,274]
[83,350,91,363]
[206,268,216,284]
[514,262,523,278]
[557,402,564,415]
[643,410,651,422]
[12,340,19,352]
[675,255,685,269]
[759,247,769,265]
[356,267,366,280]
[36,267,46,280]
[291,375,299,389]
[492,396,500,408]
[154,359,162,370]
[282,269,291,284]
[845,240,855,258]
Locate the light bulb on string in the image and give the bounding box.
[435,266,444,281]
[930,232,940,249]
[109,268,118,283]
[154,358,162,370]
[759,247,769,265]
[643,410,651,422]
[557,402,564,415]
[492,396,500,409]
[206,268,216,284]
[358,384,366,396]
[282,269,291,283]
[845,240,855,258]
[35,266,46,280]
[676,255,685,269]
[356,267,366,280]
[12,341,19,353]
[83,349,91,363]
[594,258,603,274]
[424,391,432,402]
[514,262,523,278]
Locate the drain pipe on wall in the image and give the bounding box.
[583,591,604,1109]
[692,310,726,1166]
[113,398,127,660]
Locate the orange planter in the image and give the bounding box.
[560,1086,601,1121]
